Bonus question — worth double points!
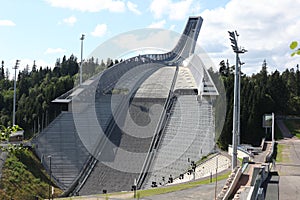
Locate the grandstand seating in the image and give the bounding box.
[33,112,90,190]
[33,16,215,195]
[169,154,230,185]
[77,64,176,194]
[143,95,215,188]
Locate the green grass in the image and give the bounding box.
[56,171,231,200]
[238,157,243,164]
[275,143,284,162]
[195,155,208,165]
[0,149,62,200]
[284,119,300,139]
[136,171,231,198]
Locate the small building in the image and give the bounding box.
[9,130,24,142]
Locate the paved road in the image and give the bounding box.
[57,176,227,200]
[276,138,300,200]
[271,120,300,200]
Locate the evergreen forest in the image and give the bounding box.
[0,56,299,149]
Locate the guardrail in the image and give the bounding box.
[69,65,159,195]
[247,164,270,200]
[217,166,242,200]
[265,141,275,163]
[136,65,179,189]
[51,15,204,196]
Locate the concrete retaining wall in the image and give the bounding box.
[217,166,242,200]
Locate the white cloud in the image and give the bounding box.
[148,20,166,28]
[62,16,77,26]
[44,48,66,54]
[0,19,15,26]
[169,24,176,30]
[127,1,141,15]
[111,29,179,51]
[150,0,193,20]
[197,0,300,74]
[91,24,107,37]
[46,0,125,13]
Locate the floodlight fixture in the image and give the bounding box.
[80,34,85,85]
[228,30,247,170]
[12,59,20,125]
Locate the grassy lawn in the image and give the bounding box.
[136,171,231,198]
[284,119,300,139]
[56,171,231,200]
[275,143,284,162]
[0,149,62,200]
[275,143,290,163]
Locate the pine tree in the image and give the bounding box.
[0,60,4,80]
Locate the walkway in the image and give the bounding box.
[276,137,300,200]
[265,119,300,200]
[167,154,230,185]
[142,179,226,200]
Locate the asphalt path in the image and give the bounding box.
[276,138,300,200]
[272,120,300,200]
[140,179,226,200]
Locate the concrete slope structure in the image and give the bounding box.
[32,16,220,196]
[32,112,90,190]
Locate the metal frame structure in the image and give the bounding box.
[13,59,20,125]
[228,31,247,170]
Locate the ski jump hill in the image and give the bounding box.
[32,16,219,196]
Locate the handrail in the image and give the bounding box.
[65,16,203,195]
[136,64,179,189]
[135,17,203,189]
[69,64,160,195]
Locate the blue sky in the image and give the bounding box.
[1,0,300,77]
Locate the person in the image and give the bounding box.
[272,158,276,169]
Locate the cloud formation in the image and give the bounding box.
[198,0,300,74]
[150,0,193,20]
[148,20,166,28]
[46,0,125,13]
[62,16,77,26]
[0,19,16,26]
[127,1,141,15]
[91,24,107,37]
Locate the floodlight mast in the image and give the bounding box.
[13,60,20,126]
[228,31,247,170]
[237,58,245,146]
[80,34,85,85]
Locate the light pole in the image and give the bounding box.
[215,157,218,200]
[48,155,52,200]
[132,178,137,198]
[12,60,20,125]
[228,31,247,170]
[80,34,85,85]
[237,59,245,145]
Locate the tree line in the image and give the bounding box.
[1,56,299,148]
[217,59,300,149]
[0,55,116,139]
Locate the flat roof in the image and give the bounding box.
[52,87,85,103]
